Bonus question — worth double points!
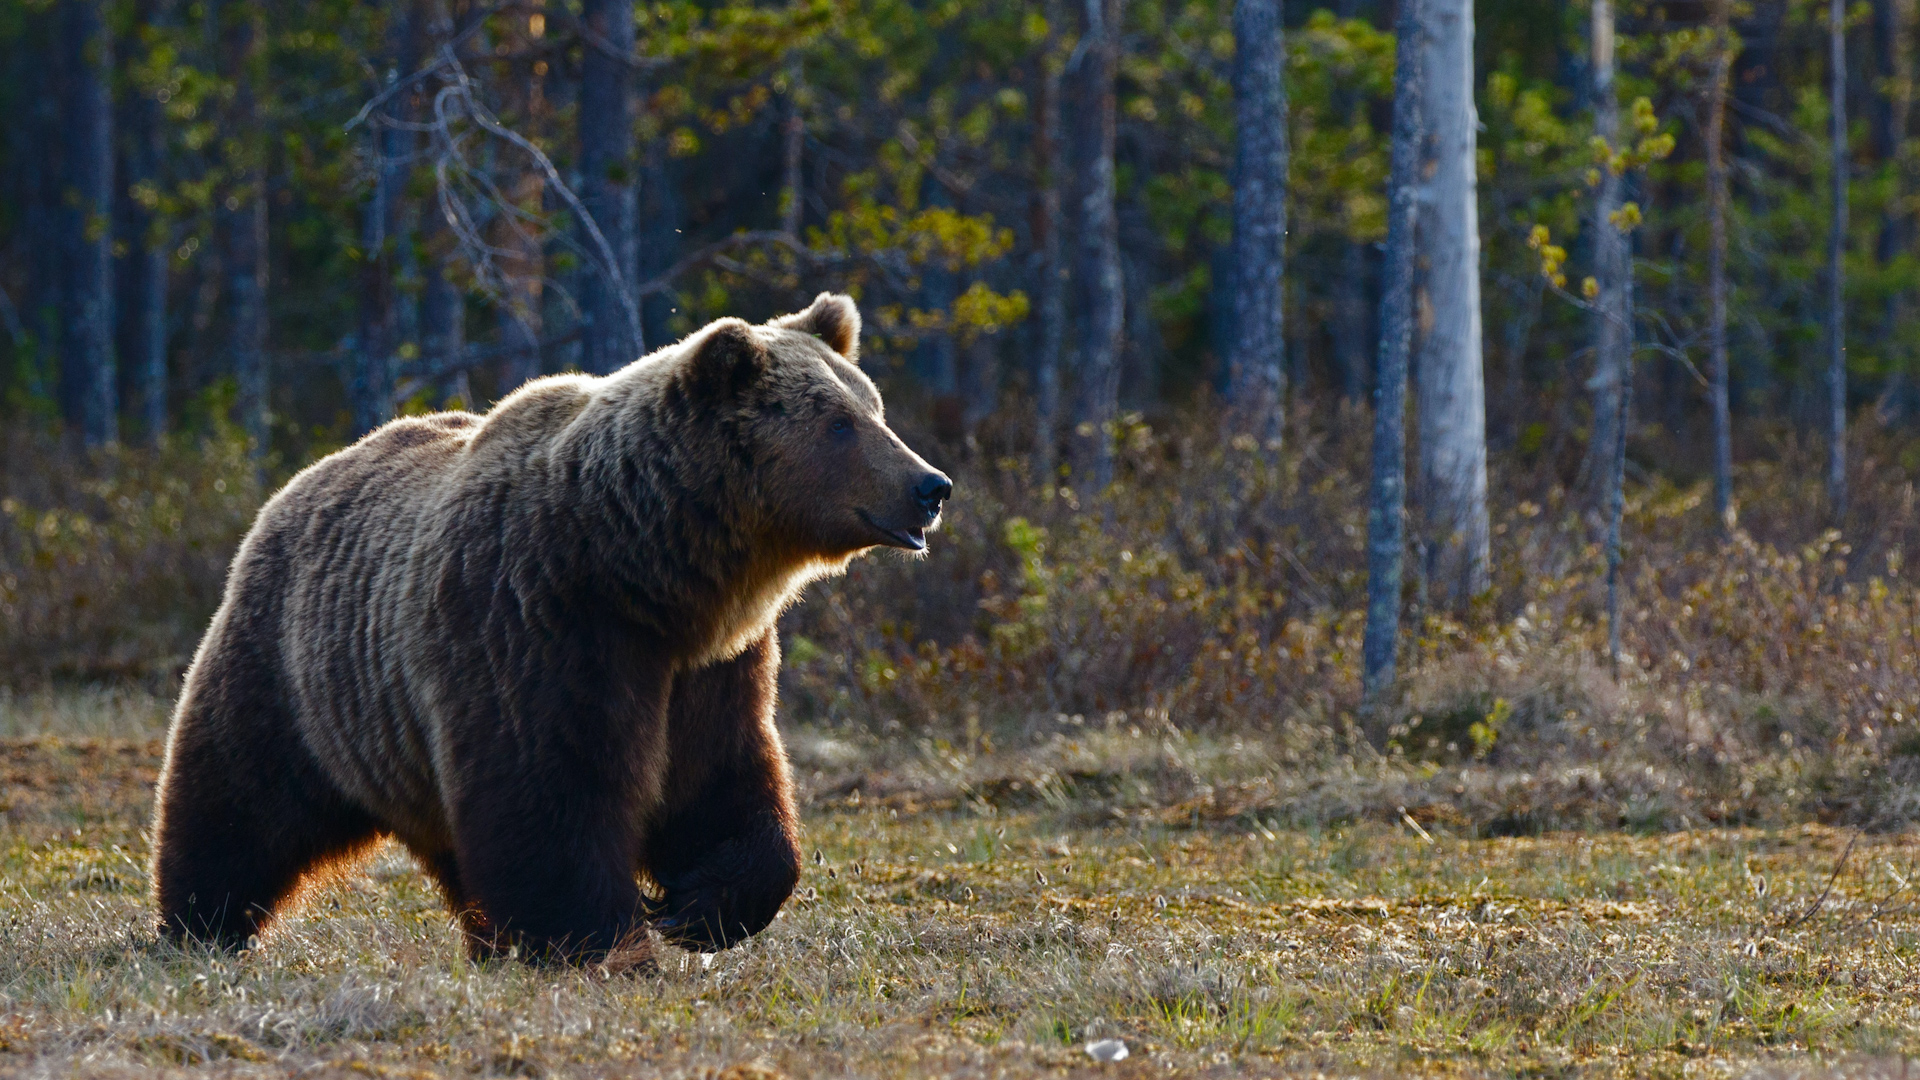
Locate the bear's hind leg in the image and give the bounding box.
[416,849,504,960]
[152,681,380,949]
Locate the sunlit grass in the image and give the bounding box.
[4,713,1920,1077]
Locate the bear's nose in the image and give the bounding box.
[914,472,953,514]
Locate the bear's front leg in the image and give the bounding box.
[644,630,802,951]
[447,664,671,965]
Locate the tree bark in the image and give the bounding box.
[1872,0,1913,421]
[780,55,804,239]
[1588,0,1630,509]
[1334,239,1369,404]
[1589,0,1636,667]
[1071,0,1124,489]
[495,3,547,393]
[579,0,641,375]
[1706,0,1734,530]
[117,0,169,446]
[1226,0,1288,452]
[1032,0,1066,483]
[1828,0,1849,521]
[1414,0,1488,605]
[1362,0,1424,701]
[57,0,118,448]
[352,8,419,438]
[218,1,269,455]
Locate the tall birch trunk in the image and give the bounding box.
[1706,0,1734,530]
[1590,0,1636,667]
[1362,0,1424,700]
[1226,0,1288,452]
[1033,0,1066,483]
[1414,0,1488,605]
[1873,0,1913,421]
[1588,0,1630,509]
[1828,0,1849,520]
[1072,0,1124,489]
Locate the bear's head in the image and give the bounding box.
[668,293,952,560]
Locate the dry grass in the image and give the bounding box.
[4,691,1920,1078]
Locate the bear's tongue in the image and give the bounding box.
[861,512,927,551]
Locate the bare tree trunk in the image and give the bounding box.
[57,0,117,448]
[353,8,418,438]
[1226,0,1288,453]
[780,55,804,239]
[1414,0,1488,605]
[1828,0,1849,521]
[1588,0,1630,509]
[495,4,547,393]
[1589,0,1636,668]
[1334,240,1369,403]
[579,0,640,375]
[1362,0,1424,701]
[1706,0,1734,531]
[1072,0,1124,489]
[417,0,467,409]
[219,1,269,455]
[1033,2,1066,483]
[1873,0,1914,421]
[117,0,169,446]
[19,15,62,404]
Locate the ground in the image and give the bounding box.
[3,693,1920,1078]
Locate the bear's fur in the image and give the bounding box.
[150,294,948,963]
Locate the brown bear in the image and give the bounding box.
[150,294,949,964]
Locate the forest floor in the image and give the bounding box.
[4,692,1920,1078]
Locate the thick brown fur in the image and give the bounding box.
[150,294,949,963]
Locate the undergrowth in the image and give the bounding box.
[5,406,1920,830]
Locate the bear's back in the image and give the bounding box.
[233,410,491,841]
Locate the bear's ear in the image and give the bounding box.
[771,292,861,359]
[682,318,769,404]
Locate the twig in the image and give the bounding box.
[1780,829,1859,931]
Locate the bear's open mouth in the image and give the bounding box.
[858,511,928,552]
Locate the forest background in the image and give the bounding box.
[5,0,1920,833]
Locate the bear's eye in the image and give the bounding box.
[829,417,853,436]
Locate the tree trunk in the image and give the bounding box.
[219,1,269,455]
[117,0,169,446]
[1589,0,1636,667]
[353,8,418,438]
[1226,0,1288,452]
[1334,239,1369,404]
[579,0,640,375]
[1414,0,1488,605]
[1362,0,1424,701]
[1071,0,1124,489]
[1828,0,1849,521]
[418,0,468,409]
[57,0,117,448]
[639,140,682,350]
[1872,0,1914,422]
[1032,1,1066,483]
[1588,0,1630,508]
[1706,0,1733,530]
[780,55,804,239]
[495,4,547,393]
